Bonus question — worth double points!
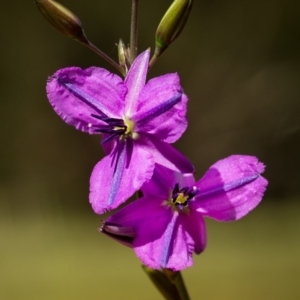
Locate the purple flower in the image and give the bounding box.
[46,50,193,213]
[101,155,268,270]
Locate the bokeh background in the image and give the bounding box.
[1,0,300,299]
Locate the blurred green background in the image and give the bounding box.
[1,0,300,299]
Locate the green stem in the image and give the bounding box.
[163,269,191,300]
[148,53,158,69]
[142,266,191,300]
[130,0,139,63]
[84,41,122,73]
[142,265,181,300]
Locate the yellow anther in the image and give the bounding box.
[124,118,135,135]
[174,192,188,205]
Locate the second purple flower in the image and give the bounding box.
[102,155,268,270]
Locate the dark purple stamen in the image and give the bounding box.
[172,183,199,207]
[91,114,127,144]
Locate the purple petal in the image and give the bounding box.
[89,141,155,214]
[105,182,198,270]
[106,195,194,270]
[106,195,165,228]
[101,136,115,155]
[133,73,188,143]
[106,193,194,270]
[142,165,195,198]
[47,67,126,133]
[134,212,194,270]
[165,215,195,270]
[182,210,206,254]
[124,50,150,116]
[193,155,268,221]
[100,222,135,248]
[144,136,194,173]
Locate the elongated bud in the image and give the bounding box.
[150,0,193,67]
[100,221,135,248]
[34,0,123,73]
[118,39,130,76]
[34,0,89,44]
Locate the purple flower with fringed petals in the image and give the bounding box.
[101,155,268,270]
[46,50,193,214]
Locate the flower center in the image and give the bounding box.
[167,183,199,213]
[91,114,137,143]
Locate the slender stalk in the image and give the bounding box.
[84,41,123,73]
[171,271,190,300]
[148,53,159,69]
[130,0,139,63]
[142,266,181,300]
[163,270,191,300]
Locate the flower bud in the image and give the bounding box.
[34,0,89,44]
[100,221,134,248]
[154,0,193,58]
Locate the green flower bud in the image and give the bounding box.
[34,0,89,44]
[152,0,193,65]
[34,0,123,73]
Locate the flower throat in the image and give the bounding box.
[91,114,136,143]
[168,183,199,212]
